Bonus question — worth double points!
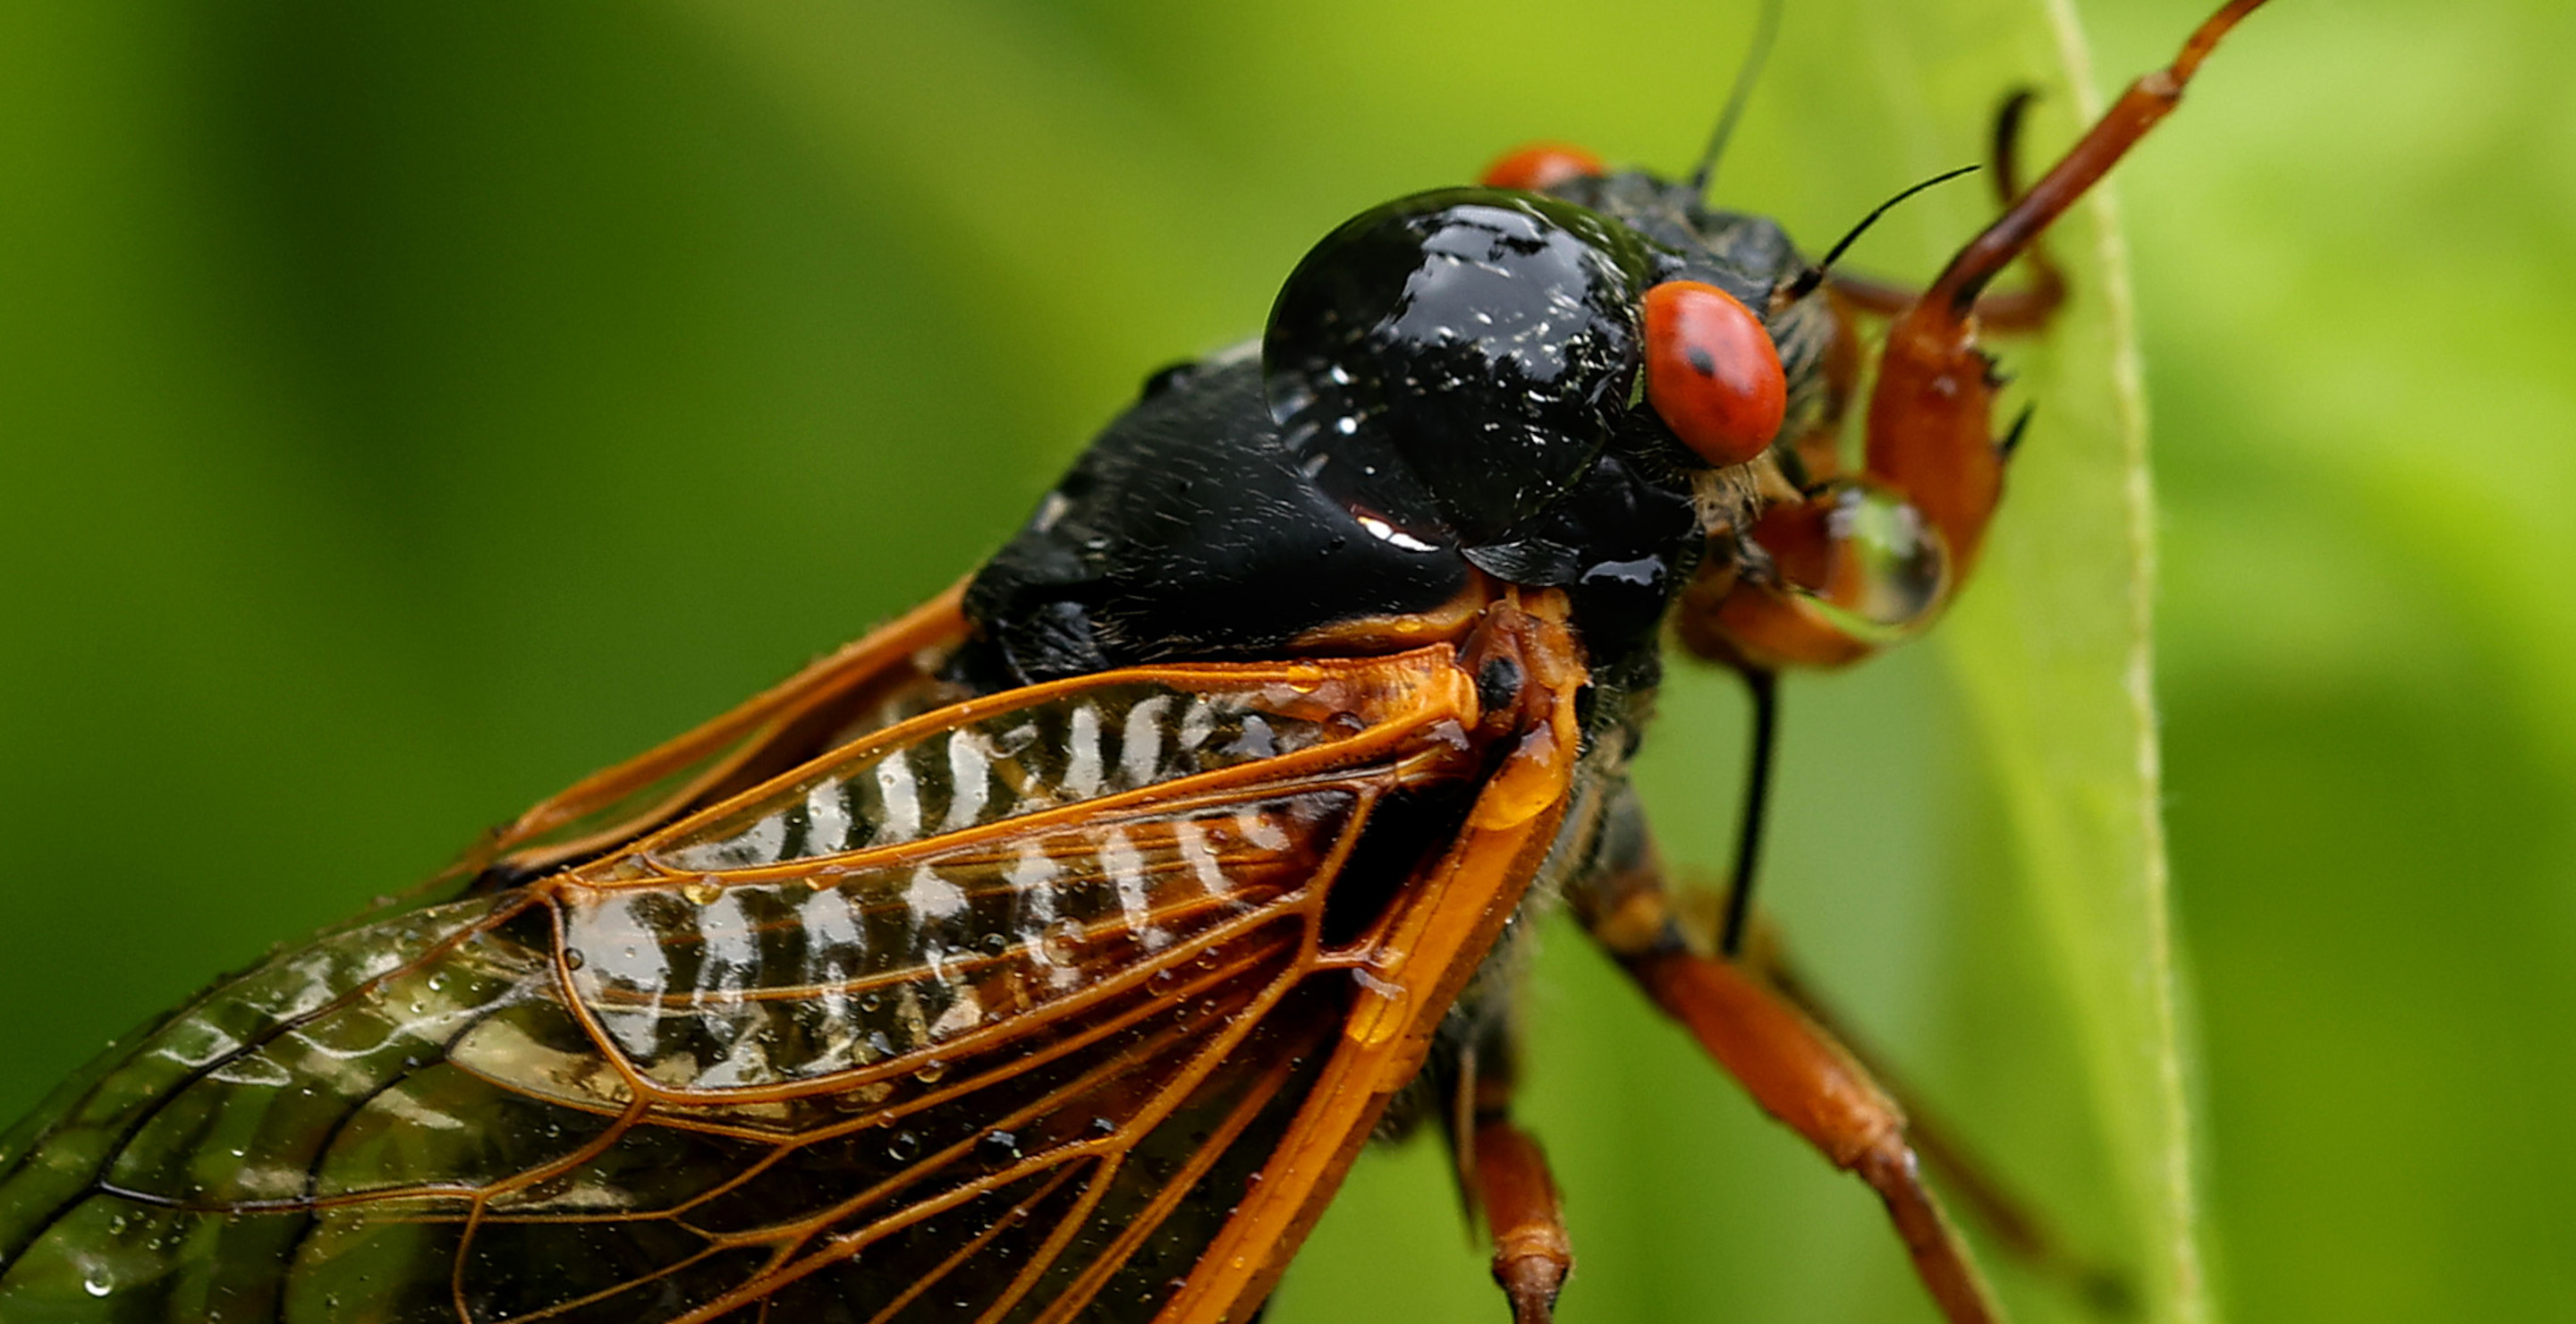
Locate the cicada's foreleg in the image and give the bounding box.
[1828,88,2070,334]
[1441,1005,1574,1324]
[1855,0,2269,576]
[1572,794,2003,1324]
[1683,0,2272,673]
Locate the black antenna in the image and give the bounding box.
[1686,0,1784,197]
[1776,163,1979,304]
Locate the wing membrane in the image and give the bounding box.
[0,639,1564,1324]
[558,787,1360,1098]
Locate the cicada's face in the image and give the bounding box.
[1250,173,1850,672]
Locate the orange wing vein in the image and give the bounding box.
[0,593,1586,1324]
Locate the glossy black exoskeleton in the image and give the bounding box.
[958,173,1841,696]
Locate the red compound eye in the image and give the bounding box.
[1479,142,1606,192]
[1642,280,1787,468]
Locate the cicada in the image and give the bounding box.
[0,4,2267,1320]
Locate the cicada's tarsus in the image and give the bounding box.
[0,4,2268,1321]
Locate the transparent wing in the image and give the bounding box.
[0,637,1579,1324]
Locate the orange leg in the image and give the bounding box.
[1687,0,2271,672]
[1649,752,2131,1315]
[1573,810,2002,1324]
[1865,0,2271,576]
[1471,1116,1573,1324]
[1738,926,2133,1315]
[1445,1014,1575,1323]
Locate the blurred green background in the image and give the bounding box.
[2,1,2570,1321]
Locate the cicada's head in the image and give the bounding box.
[963,148,1862,693]
[1259,156,1847,662]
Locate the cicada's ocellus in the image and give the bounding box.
[0,4,2267,1320]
